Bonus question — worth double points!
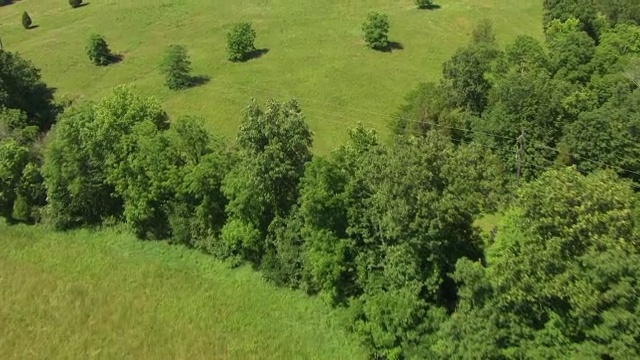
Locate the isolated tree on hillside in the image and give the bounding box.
[226,22,256,62]
[86,34,113,66]
[69,0,83,9]
[416,0,435,9]
[21,11,32,29]
[160,45,192,90]
[362,12,390,50]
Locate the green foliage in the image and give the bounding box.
[439,167,640,358]
[0,138,29,220]
[298,127,381,302]
[0,136,44,224]
[261,214,305,287]
[160,45,192,90]
[166,116,231,249]
[415,0,434,10]
[21,11,32,30]
[475,69,566,179]
[546,18,596,83]
[0,50,58,131]
[560,89,640,182]
[69,0,82,8]
[442,45,496,114]
[43,105,118,229]
[106,112,231,241]
[440,21,501,114]
[597,0,640,25]
[501,35,551,73]
[362,12,390,51]
[221,99,312,265]
[392,82,474,141]
[85,34,112,66]
[343,132,503,358]
[5,3,640,359]
[43,87,168,230]
[543,0,600,40]
[226,22,256,62]
[590,23,640,76]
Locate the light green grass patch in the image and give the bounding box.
[0,221,366,359]
[0,0,542,152]
[474,212,504,235]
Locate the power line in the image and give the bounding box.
[532,142,640,180]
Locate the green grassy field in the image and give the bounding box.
[0,0,542,152]
[0,221,366,359]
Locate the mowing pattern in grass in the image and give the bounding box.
[0,0,542,152]
[0,222,366,359]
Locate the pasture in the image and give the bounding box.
[0,0,542,152]
[0,221,366,359]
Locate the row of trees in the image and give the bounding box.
[2,0,640,358]
[83,23,257,90]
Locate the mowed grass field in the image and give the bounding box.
[0,0,542,152]
[0,221,366,359]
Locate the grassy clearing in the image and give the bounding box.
[0,0,542,152]
[474,212,505,235]
[0,221,366,359]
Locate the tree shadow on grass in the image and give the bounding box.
[26,25,39,30]
[0,0,14,7]
[188,75,210,88]
[77,2,90,8]
[244,48,269,61]
[108,53,124,65]
[418,3,441,10]
[380,41,404,53]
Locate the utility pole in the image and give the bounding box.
[516,129,525,186]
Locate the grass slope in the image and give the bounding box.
[0,0,542,152]
[0,222,366,359]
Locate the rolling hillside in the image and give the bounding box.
[0,0,542,151]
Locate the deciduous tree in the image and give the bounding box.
[86,34,113,66]
[362,12,390,50]
[226,22,256,62]
[221,99,312,265]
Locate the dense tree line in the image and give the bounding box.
[1,1,640,358]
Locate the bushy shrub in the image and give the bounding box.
[21,11,32,29]
[362,12,389,50]
[159,45,192,90]
[86,34,112,66]
[69,0,83,9]
[226,22,256,62]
